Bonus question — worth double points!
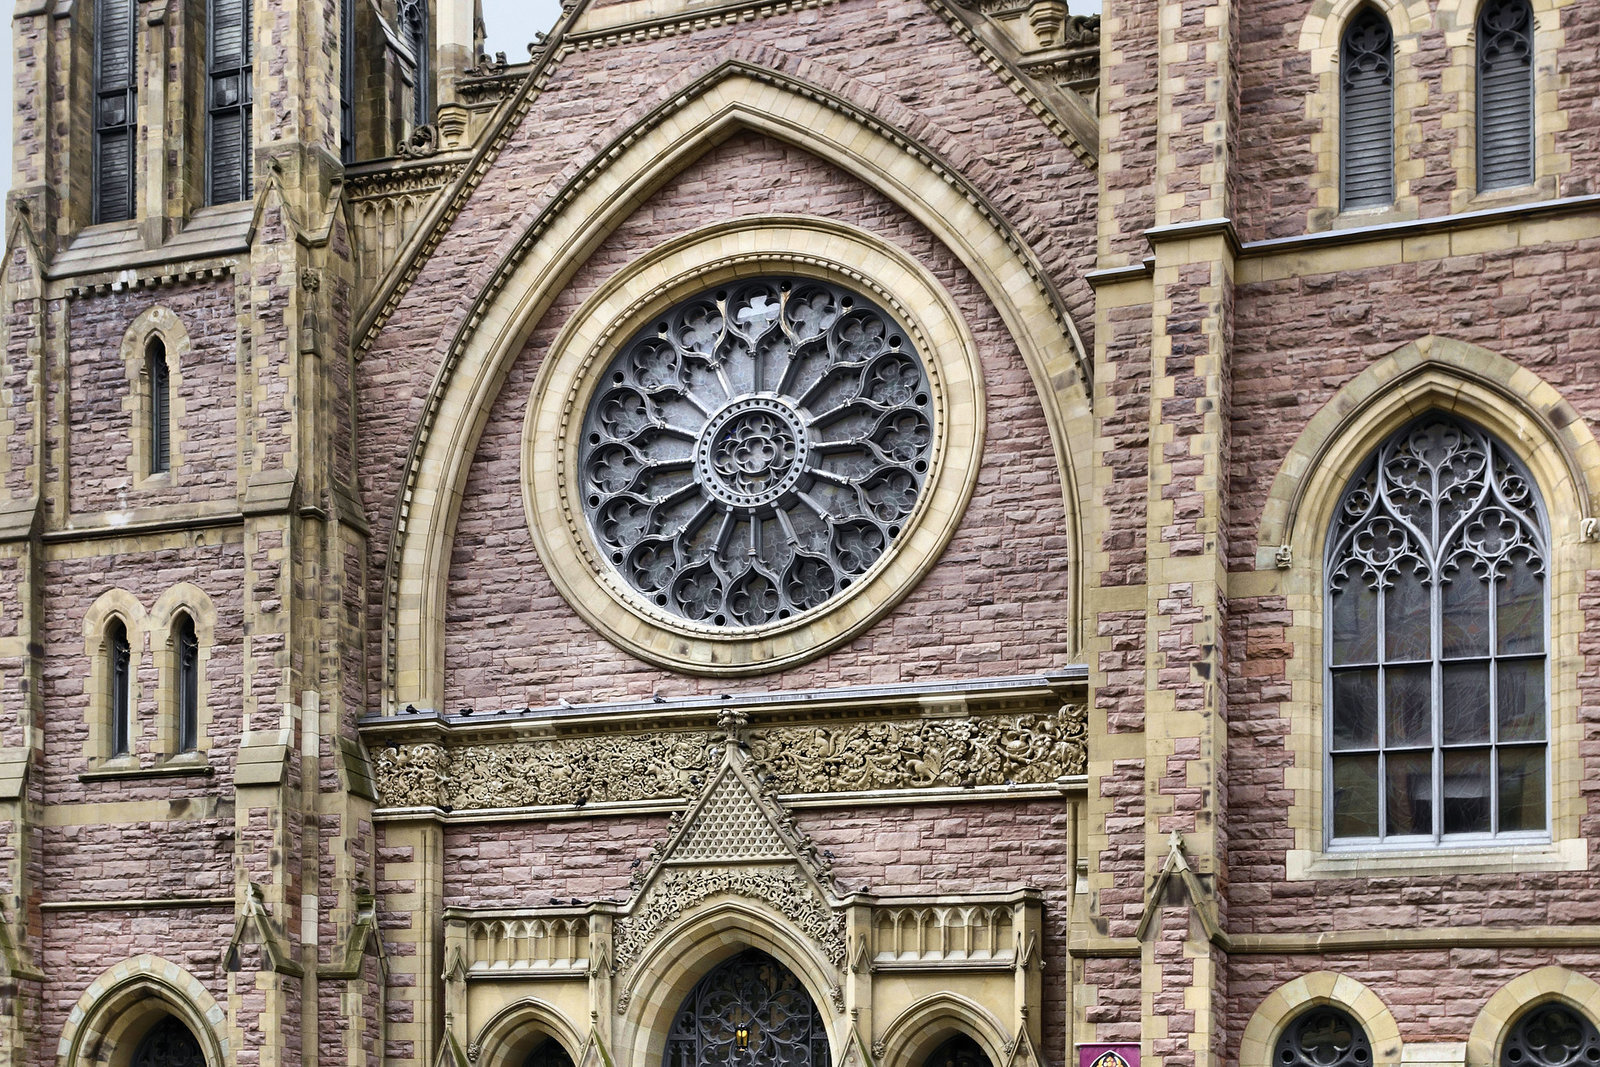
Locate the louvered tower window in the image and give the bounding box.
[175,613,199,752]
[207,0,254,205]
[1340,8,1395,210]
[93,0,137,223]
[341,0,357,162]
[398,0,430,127]
[1477,0,1534,190]
[108,619,132,757]
[148,338,171,474]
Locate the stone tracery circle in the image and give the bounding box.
[577,276,935,628]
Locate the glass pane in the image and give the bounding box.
[1497,745,1547,833]
[1330,575,1378,665]
[1441,661,1490,743]
[1496,554,1544,655]
[1385,750,1433,837]
[1383,566,1430,661]
[1385,665,1432,746]
[1497,657,1546,741]
[1332,754,1380,838]
[1440,566,1490,658]
[1442,747,1491,834]
[1331,669,1379,749]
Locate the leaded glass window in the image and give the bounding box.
[1502,1003,1600,1067]
[579,278,934,628]
[1340,8,1395,209]
[663,950,828,1067]
[1326,415,1548,844]
[1274,1007,1372,1067]
[131,1017,205,1067]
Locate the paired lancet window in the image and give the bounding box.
[93,0,138,223]
[1477,0,1535,190]
[1326,416,1548,844]
[207,0,254,205]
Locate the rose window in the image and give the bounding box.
[578,277,935,627]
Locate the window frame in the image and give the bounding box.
[108,618,133,757]
[1321,414,1553,851]
[174,613,200,753]
[147,338,171,475]
[92,0,138,224]
[1475,0,1536,192]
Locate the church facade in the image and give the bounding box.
[1,0,1598,1063]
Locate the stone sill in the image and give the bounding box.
[1287,836,1586,880]
[80,758,214,783]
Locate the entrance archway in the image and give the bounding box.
[663,949,829,1067]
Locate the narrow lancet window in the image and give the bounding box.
[207,0,254,204]
[398,0,430,127]
[1340,8,1395,209]
[341,0,357,162]
[94,0,138,223]
[108,619,132,756]
[1326,416,1549,844]
[148,339,171,474]
[176,613,199,752]
[1477,0,1535,190]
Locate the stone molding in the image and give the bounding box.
[1465,967,1600,1067]
[1239,972,1404,1067]
[368,704,1086,812]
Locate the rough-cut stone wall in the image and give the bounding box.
[439,130,1076,708]
[64,285,240,512]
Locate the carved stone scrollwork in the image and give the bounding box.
[372,742,449,808]
[398,124,442,159]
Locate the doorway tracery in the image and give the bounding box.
[663,949,829,1067]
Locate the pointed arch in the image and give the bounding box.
[613,898,844,1067]
[117,306,192,485]
[56,955,227,1067]
[1467,968,1600,1067]
[384,61,1093,706]
[469,997,586,1067]
[876,993,1012,1067]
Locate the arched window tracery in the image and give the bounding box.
[1274,1006,1373,1067]
[1477,0,1535,190]
[1502,1002,1600,1067]
[1325,415,1549,843]
[1340,7,1395,209]
[663,950,828,1067]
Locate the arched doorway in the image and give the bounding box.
[924,1036,993,1067]
[130,1016,205,1067]
[525,1038,577,1067]
[664,949,829,1067]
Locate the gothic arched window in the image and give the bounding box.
[398,0,430,127]
[174,612,199,752]
[1477,0,1535,190]
[147,338,171,475]
[1502,1002,1600,1067]
[108,617,133,757]
[131,1016,206,1067]
[1274,1006,1372,1067]
[663,950,828,1067]
[1326,415,1548,844]
[1340,7,1395,209]
[94,0,138,223]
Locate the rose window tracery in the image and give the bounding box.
[579,278,935,627]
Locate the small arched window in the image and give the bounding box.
[1340,8,1395,209]
[1326,415,1549,844]
[1477,0,1535,191]
[1275,1006,1372,1067]
[147,338,171,474]
[107,618,133,757]
[1501,1002,1600,1067]
[175,613,199,753]
[131,1016,205,1067]
[93,0,138,223]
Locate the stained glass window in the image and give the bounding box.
[1326,415,1548,843]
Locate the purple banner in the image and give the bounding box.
[1078,1045,1140,1067]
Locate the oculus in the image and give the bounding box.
[578,277,934,628]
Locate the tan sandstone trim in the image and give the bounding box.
[117,305,192,490]
[56,955,229,1067]
[1255,335,1598,875]
[388,67,1092,706]
[1240,972,1403,1067]
[876,993,1013,1067]
[521,217,983,674]
[1466,967,1600,1067]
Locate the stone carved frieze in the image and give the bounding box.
[370,706,1085,811]
[749,705,1086,793]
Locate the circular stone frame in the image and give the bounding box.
[522,218,985,675]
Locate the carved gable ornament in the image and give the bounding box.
[611,716,847,1002]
